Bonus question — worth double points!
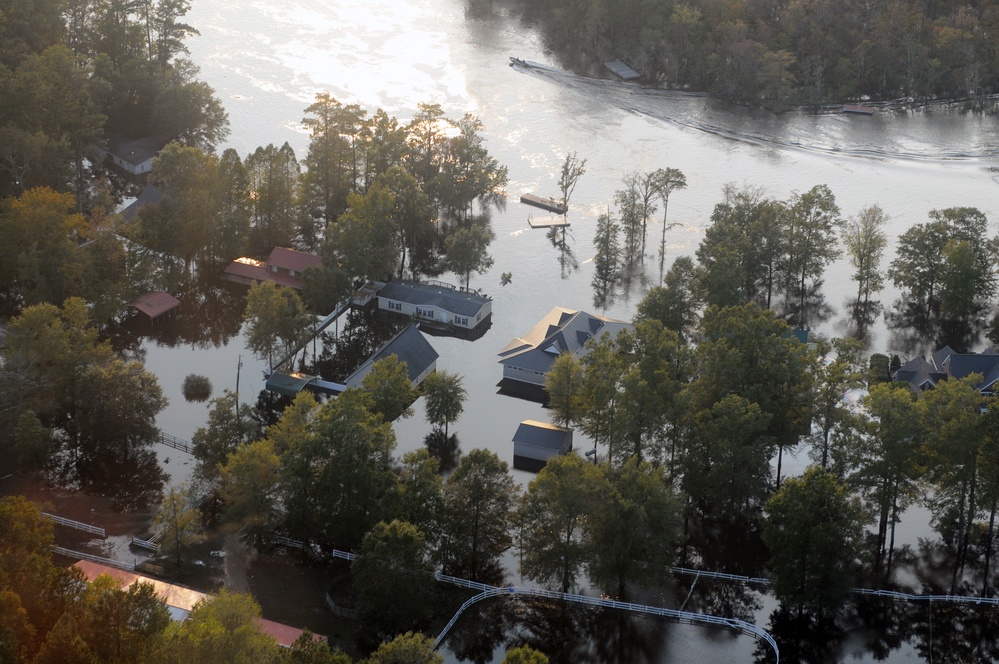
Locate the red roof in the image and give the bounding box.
[72,561,323,647]
[127,291,181,319]
[267,247,321,274]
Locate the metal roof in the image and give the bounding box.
[266,247,321,274]
[127,291,180,319]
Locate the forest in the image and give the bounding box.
[4,0,999,663]
[509,0,999,106]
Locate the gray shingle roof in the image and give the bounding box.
[379,281,490,317]
[348,324,439,386]
[499,307,631,373]
[513,420,573,452]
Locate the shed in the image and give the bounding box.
[127,291,181,322]
[512,419,573,473]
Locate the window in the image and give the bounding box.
[388,301,402,311]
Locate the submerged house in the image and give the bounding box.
[893,345,999,395]
[119,184,162,222]
[224,247,321,290]
[498,307,632,388]
[97,134,166,176]
[345,324,439,389]
[512,419,573,472]
[376,280,492,334]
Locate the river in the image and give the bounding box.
[134,0,999,661]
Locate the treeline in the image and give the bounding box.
[2,494,500,664]
[594,171,997,351]
[0,0,229,204]
[131,94,508,306]
[513,0,999,106]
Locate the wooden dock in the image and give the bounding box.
[528,215,570,229]
[604,59,641,81]
[843,104,876,115]
[521,193,567,214]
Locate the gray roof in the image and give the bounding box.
[105,134,166,166]
[948,354,999,391]
[379,280,490,317]
[347,324,439,386]
[120,185,162,222]
[498,307,632,372]
[513,420,572,452]
[0,324,7,350]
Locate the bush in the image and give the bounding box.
[182,374,213,402]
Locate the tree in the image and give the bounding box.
[389,450,443,548]
[688,303,813,486]
[301,92,359,227]
[845,382,923,576]
[212,147,251,262]
[888,207,997,346]
[72,574,171,664]
[154,482,204,566]
[443,223,494,289]
[438,449,517,581]
[518,454,606,593]
[842,204,888,335]
[362,355,418,422]
[152,589,283,664]
[918,374,987,589]
[281,389,397,551]
[587,458,680,597]
[146,143,219,267]
[243,281,311,367]
[591,211,621,307]
[635,256,701,342]
[220,439,281,550]
[544,353,584,428]
[0,187,88,306]
[762,467,865,618]
[503,646,549,664]
[244,142,301,254]
[321,183,400,282]
[557,152,586,212]
[809,338,864,470]
[421,370,466,438]
[649,167,687,278]
[780,184,842,327]
[192,391,257,485]
[352,520,435,639]
[614,178,646,265]
[367,632,443,664]
[73,358,167,508]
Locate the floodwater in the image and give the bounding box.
[8,0,999,661]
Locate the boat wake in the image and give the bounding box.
[511,59,999,163]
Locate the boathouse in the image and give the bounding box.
[498,307,632,388]
[377,280,492,333]
[72,561,324,647]
[512,420,573,472]
[224,247,321,290]
[126,291,181,323]
[345,324,439,389]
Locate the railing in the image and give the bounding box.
[273,535,305,550]
[131,537,160,553]
[42,512,106,539]
[52,546,135,571]
[158,432,195,455]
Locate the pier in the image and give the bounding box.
[520,193,567,214]
[528,214,570,229]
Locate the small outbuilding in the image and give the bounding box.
[345,324,439,389]
[512,419,573,473]
[127,291,181,323]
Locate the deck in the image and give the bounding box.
[520,193,567,214]
[604,59,641,81]
[528,214,570,229]
[843,104,876,115]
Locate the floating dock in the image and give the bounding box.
[604,59,641,81]
[521,193,567,214]
[528,215,570,229]
[843,105,876,115]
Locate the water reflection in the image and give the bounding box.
[446,598,514,664]
[425,427,462,472]
[546,227,578,279]
[757,607,844,664]
[107,271,246,354]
